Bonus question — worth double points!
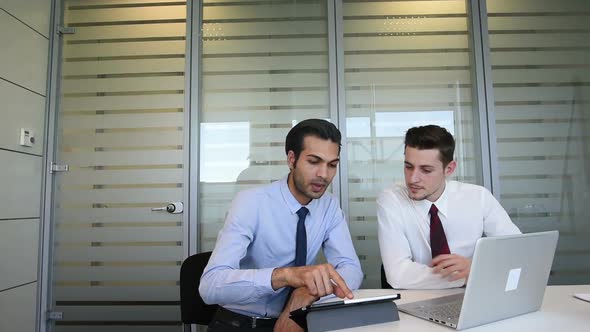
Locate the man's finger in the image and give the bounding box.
[303,273,318,296]
[432,258,458,273]
[312,270,327,297]
[448,271,467,281]
[328,272,352,298]
[439,264,463,277]
[321,275,333,297]
[431,254,454,266]
[332,284,348,298]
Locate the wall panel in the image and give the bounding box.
[0,219,39,291]
[0,150,42,219]
[0,10,48,94]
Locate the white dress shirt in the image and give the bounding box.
[377,180,521,289]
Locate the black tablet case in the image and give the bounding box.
[290,296,400,331]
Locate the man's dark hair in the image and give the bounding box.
[285,119,341,162]
[404,125,455,166]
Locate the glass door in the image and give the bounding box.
[47,0,188,331]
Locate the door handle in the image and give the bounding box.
[151,202,183,214]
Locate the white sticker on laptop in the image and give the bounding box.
[505,268,521,292]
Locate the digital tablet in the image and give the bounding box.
[289,293,401,318]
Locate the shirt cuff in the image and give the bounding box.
[257,267,283,295]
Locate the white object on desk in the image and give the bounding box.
[315,289,399,305]
[573,293,590,303]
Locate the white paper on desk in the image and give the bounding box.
[573,293,590,303]
[313,289,399,305]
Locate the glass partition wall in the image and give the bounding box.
[341,0,482,286]
[45,0,590,330]
[198,0,333,251]
[487,0,590,284]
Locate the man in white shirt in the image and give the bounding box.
[377,125,520,289]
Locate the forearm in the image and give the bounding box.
[334,262,363,290]
[199,266,277,305]
[385,260,464,289]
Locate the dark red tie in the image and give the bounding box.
[429,204,450,258]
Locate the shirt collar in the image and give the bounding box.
[413,180,449,218]
[279,174,317,216]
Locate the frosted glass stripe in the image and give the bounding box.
[489,34,590,48]
[63,40,185,58]
[491,52,588,66]
[343,2,466,16]
[61,113,184,129]
[494,68,590,84]
[487,0,589,12]
[68,0,182,6]
[63,58,185,75]
[61,95,184,111]
[54,285,180,301]
[201,21,326,36]
[203,56,328,71]
[344,35,469,50]
[495,123,583,138]
[62,77,185,93]
[58,169,183,186]
[497,161,583,176]
[202,39,327,53]
[345,53,470,67]
[202,93,328,107]
[488,16,590,30]
[344,17,468,33]
[58,188,182,205]
[52,305,179,322]
[56,227,182,243]
[204,6,324,20]
[203,74,327,88]
[66,6,186,24]
[66,23,186,40]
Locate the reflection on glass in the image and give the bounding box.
[200,122,250,183]
[375,111,455,137]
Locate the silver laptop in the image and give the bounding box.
[398,231,559,330]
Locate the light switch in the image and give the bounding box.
[19,128,35,147]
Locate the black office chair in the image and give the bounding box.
[180,251,218,329]
[380,264,393,289]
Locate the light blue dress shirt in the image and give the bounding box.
[199,175,363,318]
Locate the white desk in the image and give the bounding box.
[336,285,590,331]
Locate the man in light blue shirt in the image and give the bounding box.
[200,119,363,331]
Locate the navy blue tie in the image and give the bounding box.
[294,207,309,267]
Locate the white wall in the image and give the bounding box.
[0,0,51,331]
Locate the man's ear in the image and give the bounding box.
[287,150,296,170]
[444,160,457,177]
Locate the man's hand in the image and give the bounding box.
[271,264,353,299]
[431,254,471,281]
[274,287,317,332]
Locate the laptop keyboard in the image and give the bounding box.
[415,298,463,322]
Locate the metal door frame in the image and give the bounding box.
[38,1,199,331]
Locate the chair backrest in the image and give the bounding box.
[180,251,218,325]
[380,264,393,289]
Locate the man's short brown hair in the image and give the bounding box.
[404,125,455,166]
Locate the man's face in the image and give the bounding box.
[404,146,456,202]
[287,135,340,205]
